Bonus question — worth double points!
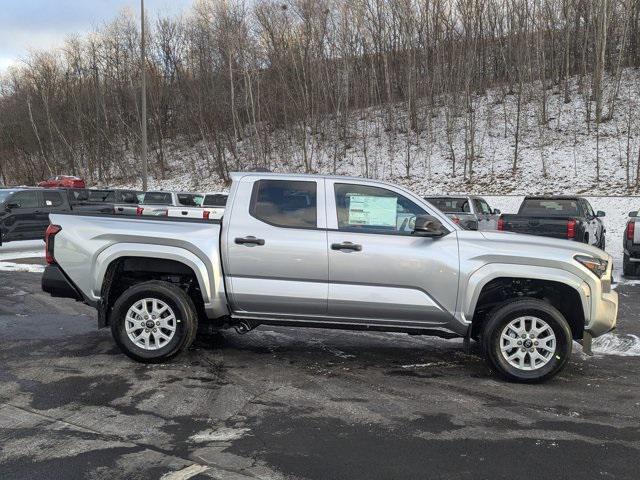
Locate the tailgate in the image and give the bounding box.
[167,207,202,219]
[501,215,572,238]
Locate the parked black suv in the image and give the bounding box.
[0,188,112,244]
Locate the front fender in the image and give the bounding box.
[460,263,590,324]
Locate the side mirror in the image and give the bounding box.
[629,211,638,218]
[493,208,501,215]
[596,210,605,218]
[5,202,20,210]
[412,215,446,237]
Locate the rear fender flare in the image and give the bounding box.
[93,243,213,306]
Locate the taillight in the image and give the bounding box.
[136,206,144,216]
[567,219,576,239]
[627,221,635,240]
[45,224,62,265]
[497,217,505,231]
[203,210,210,220]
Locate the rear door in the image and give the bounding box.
[223,176,328,316]
[325,180,460,329]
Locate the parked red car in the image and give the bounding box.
[38,175,86,189]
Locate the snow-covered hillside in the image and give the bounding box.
[113,69,640,198]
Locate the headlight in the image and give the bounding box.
[575,255,608,278]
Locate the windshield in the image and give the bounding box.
[519,199,580,217]
[142,192,172,205]
[426,197,471,213]
[202,194,228,207]
[0,191,14,203]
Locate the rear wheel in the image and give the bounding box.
[110,281,198,363]
[481,298,572,383]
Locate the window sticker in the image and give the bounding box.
[45,200,53,206]
[347,195,397,226]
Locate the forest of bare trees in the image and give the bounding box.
[0,0,639,188]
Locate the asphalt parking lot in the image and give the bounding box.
[1,270,639,480]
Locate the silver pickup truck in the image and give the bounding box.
[41,173,618,382]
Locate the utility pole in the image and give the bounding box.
[140,0,148,191]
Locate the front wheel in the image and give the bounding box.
[110,281,198,363]
[481,299,572,383]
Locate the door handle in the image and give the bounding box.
[235,236,265,246]
[181,211,188,215]
[331,242,362,251]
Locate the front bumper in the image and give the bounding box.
[585,261,618,338]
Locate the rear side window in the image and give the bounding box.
[88,190,114,202]
[119,191,140,204]
[10,191,39,208]
[519,199,579,217]
[43,191,64,207]
[177,194,203,207]
[143,192,172,205]
[250,180,317,228]
[203,194,228,207]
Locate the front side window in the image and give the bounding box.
[474,199,492,214]
[250,180,317,228]
[10,191,39,208]
[43,191,64,207]
[427,197,470,213]
[335,184,426,234]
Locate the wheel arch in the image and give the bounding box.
[463,264,589,340]
[94,244,228,327]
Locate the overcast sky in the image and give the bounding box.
[0,0,193,72]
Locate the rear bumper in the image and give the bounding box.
[41,264,84,301]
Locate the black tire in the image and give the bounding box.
[599,235,606,251]
[110,280,198,363]
[481,298,572,383]
[623,253,635,277]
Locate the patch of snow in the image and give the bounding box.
[189,427,250,443]
[592,333,640,357]
[0,262,45,273]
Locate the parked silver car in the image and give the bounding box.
[42,173,617,382]
[425,195,500,230]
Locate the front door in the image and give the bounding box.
[474,198,498,230]
[325,181,460,329]
[3,191,42,241]
[223,176,328,316]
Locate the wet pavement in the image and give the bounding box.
[1,271,639,479]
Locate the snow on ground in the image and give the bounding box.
[0,239,45,272]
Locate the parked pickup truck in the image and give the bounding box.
[0,187,110,243]
[201,193,228,220]
[623,210,640,276]
[136,191,204,217]
[498,196,606,249]
[425,195,500,230]
[41,173,618,382]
